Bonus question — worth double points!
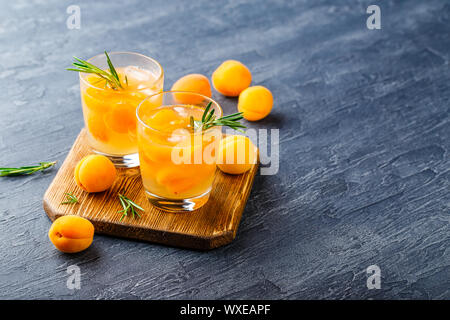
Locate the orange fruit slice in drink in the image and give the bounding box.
[156,166,200,195]
[105,103,137,134]
[82,89,111,113]
[143,108,190,132]
[142,143,175,163]
[86,112,109,142]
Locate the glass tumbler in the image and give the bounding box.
[79,52,163,167]
[136,91,223,211]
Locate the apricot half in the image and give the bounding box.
[82,89,110,113]
[171,74,212,104]
[48,215,94,253]
[217,135,258,174]
[74,155,116,192]
[86,113,109,142]
[143,108,189,132]
[238,86,273,121]
[212,60,252,96]
[156,166,199,195]
[104,104,137,134]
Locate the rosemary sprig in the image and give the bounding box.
[67,51,123,90]
[0,161,56,177]
[61,192,78,205]
[190,102,246,133]
[118,193,144,221]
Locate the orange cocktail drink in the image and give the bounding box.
[137,92,222,211]
[79,52,163,167]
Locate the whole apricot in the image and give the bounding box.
[171,74,212,104]
[48,215,94,253]
[238,86,273,121]
[212,60,252,96]
[74,155,116,192]
[217,135,258,174]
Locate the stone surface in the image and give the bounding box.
[0,0,448,299]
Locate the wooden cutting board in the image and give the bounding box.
[43,129,258,250]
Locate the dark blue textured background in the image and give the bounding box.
[0,0,448,299]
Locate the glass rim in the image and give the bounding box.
[78,51,164,91]
[136,91,223,135]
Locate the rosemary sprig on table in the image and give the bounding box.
[118,194,144,221]
[61,192,78,205]
[190,102,246,133]
[67,51,123,90]
[0,161,56,177]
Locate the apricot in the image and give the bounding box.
[82,89,110,113]
[143,108,189,132]
[171,74,212,104]
[48,215,94,253]
[217,135,258,174]
[74,155,116,192]
[156,166,200,195]
[86,113,109,142]
[104,104,137,134]
[125,91,148,105]
[85,74,109,89]
[238,86,273,121]
[212,60,252,96]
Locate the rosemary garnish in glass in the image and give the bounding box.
[0,161,56,177]
[118,193,144,221]
[61,192,78,205]
[190,102,246,133]
[67,51,123,90]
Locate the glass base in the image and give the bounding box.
[145,189,211,212]
[92,150,140,168]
